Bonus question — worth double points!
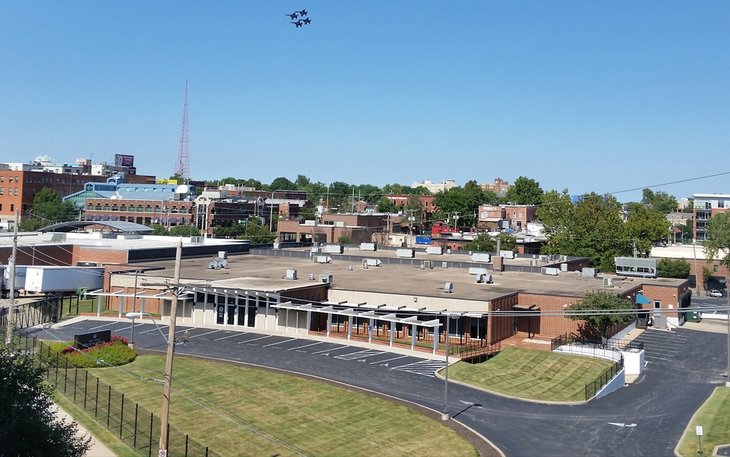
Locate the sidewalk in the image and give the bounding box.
[54,404,116,457]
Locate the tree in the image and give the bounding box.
[538,191,630,271]
[565,291,635,342]
[657,258,691,278]
[19,187,78,231]
[269,177,295,191]
[239,217,276,244]
[624,205,670,256]
[433,181,488,228]
[376,197,398,213]
[505,177,543,205]
[705,212,730,268]
[337,235,353,245]
[465,234,495,252]
[641,189,678,214]
[0,346,92,456]
[169,224,198,237]
[151,224,168,235]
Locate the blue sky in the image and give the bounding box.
[1,1,728,201]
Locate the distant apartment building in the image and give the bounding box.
[480,178,511,196]
[383,194,436,219]
[693,193,730,241]
[411,179,456,194]
[477,204,537,232]
[277,213,397,245]
[0,155,153,229]
[65,180,196,226]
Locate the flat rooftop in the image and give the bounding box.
[0,232,246,251]
[140,251,686,302]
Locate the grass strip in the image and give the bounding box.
[87,354,478,457]
[447,347,615,402]
[677,387,730,456]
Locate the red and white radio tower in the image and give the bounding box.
[174,80,190,180]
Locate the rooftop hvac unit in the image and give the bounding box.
[315,256,332,264]
[285,269,297,280]
[443,282,453,294]
[475,274,493,284]
[218,251,228,259]
[364,259,382,267]
[541,267,559,276]
[320,273,333,284]
[396,248,415,258]
[529,259,538,267]
[471,253,491,263]
[425,246,443,255]
[360,243,377,251]
[561,255,568,261]
[348,265,353,271]
[309,273,316,281]
[500,250,515,259]
[208,258,228,269]
[442,261,449,269]
[191,236,204,244]
[603,277,614,287]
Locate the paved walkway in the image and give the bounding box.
[54,404,116,457]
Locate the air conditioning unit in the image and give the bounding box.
[603,277,614,287]
[285,269,297,280]
[443,282,453,294]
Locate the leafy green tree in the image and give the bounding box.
[641,189,678,214]
[337,235,353,244]
[269,177,296,191]
[624,205,670,256]
[566,291,635,342]
[495,233,517,251]
[433,180,488,228]
[657,258,691,278]
[705,212,730,268]
[356,184,383,204]
[505,176,543,205]
[295,174,311,189]
[299,206,317,222]
[539,192,629,272]
[0,345,92,456]
[19,187,78,231]
[169,224,198,237]
[239,217,277,244]
[383,183,431,195]
[465,234,495,252]
[214,222,246,238]
[151,224,168,235]
[376,197,398,213]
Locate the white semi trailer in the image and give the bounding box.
[23,266,104,294]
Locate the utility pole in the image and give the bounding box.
[269,191,275,232]
[4,211,19,345]
[159,241,182,456]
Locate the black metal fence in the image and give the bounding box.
[584,359,623,400]
[11,333,219,457]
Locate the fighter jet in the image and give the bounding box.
[291,20,303,27]
[286,12,298,20]
[298,9,308,16]
[302,17,311,25]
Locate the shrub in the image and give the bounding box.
[49,339,136,368]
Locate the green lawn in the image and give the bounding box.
[88,354,478,457]
[446,347,615,402]
[677,387,730,456]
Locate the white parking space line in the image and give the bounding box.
[335,349,385,361]
[287,341,323,351]
[312,345,349,355]
[89,322,119,331]
[188,330,221,339]
[370,355,408,365]
[139,326,168,335]
[262,338,297,348]
[238,335,272,344]
[214,332,247,341]
[391,359,446,377]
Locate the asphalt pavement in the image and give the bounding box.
[24,319,729,457]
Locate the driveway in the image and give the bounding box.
[25,320,728,457]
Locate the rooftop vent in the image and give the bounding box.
[443,282,453,294]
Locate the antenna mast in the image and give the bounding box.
[174,80,190,180]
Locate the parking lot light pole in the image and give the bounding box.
[442,315,450,421]
[726,290,730,387]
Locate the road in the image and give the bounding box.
[24,319,729,457]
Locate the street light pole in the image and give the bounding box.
[442,314,450,421]
[130,270,139,348]
[159,241,182,457]
[4,210,19,345]
[726,289,730,387]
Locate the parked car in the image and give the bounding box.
[708,289,724,297]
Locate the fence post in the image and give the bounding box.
[119,393,125,439]
[63,357,68,394]
[107,386,111,428]
[94,377,99,418]
[133,403,139,449]
[185,434,189,457]
[83,371,89,409]
[46,345,51,381]
[148,412,154,457]
[55,351,59,386]
[73,368,78,402]
[205,446,209,457]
